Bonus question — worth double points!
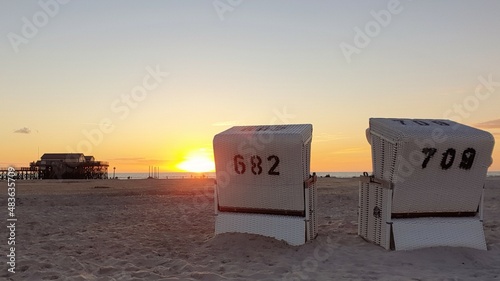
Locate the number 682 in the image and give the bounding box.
[233,154,280,175]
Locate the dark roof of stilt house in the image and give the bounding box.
[84,156,95,161]
[41,153,85,161]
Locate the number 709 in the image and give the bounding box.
[421,147,476,170]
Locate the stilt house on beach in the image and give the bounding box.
[32,153,109,179]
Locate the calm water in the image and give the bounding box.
[114,172,364,179]
[114,171,500,179]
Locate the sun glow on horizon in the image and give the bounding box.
[177,149,215,173]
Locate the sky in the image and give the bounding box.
[1,0,500,173]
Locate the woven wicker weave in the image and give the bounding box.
[359,118,494,250]
[213,124,317,245]
[369,118,493,213]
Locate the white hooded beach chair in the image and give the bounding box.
[359,118,494,250]
[213,124,317,246]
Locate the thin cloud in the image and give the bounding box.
[14,127,31,134]
[474,119,500,129]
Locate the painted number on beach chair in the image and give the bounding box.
[421,147,476,170]
[250,155,263,175]
[233,154,280,176]
[267,155,280,175]
[392,119,450,126]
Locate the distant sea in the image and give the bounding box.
[114,171,500,179]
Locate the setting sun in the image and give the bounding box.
[177,149,215,173]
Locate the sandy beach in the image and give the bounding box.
[1,177,499,280]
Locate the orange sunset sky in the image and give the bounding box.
[1,1,500,173]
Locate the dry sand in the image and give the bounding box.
[1,177,499,280]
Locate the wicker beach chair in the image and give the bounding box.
[213,124,317,245]
[359,118,494,250]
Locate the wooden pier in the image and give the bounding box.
[2,153,109,180]
[0,167,39,180]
